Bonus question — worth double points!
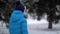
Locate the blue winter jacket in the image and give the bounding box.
[9,10,28,34]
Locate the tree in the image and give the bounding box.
[0,0,16,28]
[34,0,58,29]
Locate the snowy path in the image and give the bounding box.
[27,19,60,34]
[28,24,60,34]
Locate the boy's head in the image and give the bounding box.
[14,1,25,12]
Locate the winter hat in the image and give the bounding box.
[14,1,25,12]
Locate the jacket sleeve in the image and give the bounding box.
[21,18,28,34]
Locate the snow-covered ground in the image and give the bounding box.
[27,13,49,25]
[27,17,60,34]
[27,14,60,34]
[0,20,9,34]
[27,18,48,24]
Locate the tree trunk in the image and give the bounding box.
[48,21,52,29]
[48,14,53,29]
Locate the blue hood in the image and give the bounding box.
[10,10,24,23]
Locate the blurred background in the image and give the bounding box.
[0,0,60,34]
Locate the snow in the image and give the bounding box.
[27,14,48,25]
[27,18,48,24]
[0,20,6,27]
[27,15,60,34]
[0,20,9,34]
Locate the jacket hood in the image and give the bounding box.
[10,10,24,23]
